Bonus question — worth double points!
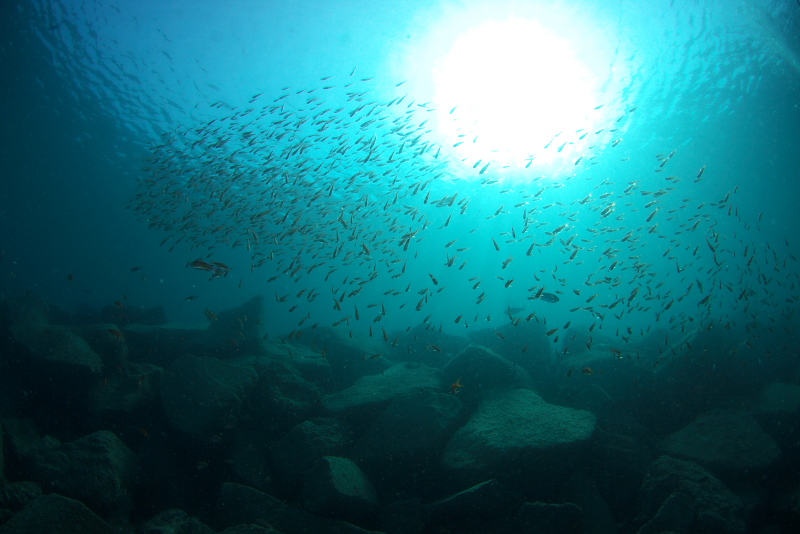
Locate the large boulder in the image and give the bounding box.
[0,420,4,482]
[424,479,521,524]
[659,409,781,480]
[467,319,552,380]
[587,429,652,522]
[271,418,351,496]
[161,354,258,437]
[28,430,137,516]
[0,493,116,534]
[322,362,443,425]
[510,501,584,534]
[248,359,323,433]
[214,482,380,534]
[9,323,102,388]
[214,482,286,530]
[0,481,42,512]
[298,327,391,389]
[119,323,209,368]
[442,388,596,493]
[206,295,266,354]
[300,456,378,522]
[390,323,470,369]
[139,508,216,534]
[0,294,49,327]
[751,382,800,452]
[635,455,745,534]
[351,390,462,493]
[441,344,533,405]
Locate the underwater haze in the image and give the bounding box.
[1,0,800,532]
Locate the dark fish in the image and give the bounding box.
[540,292,560,303]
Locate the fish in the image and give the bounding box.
[540,292,560,303]
[189,258,231,279]
[451,377,464,394]
[108,328,124,340]
[130,71,788,366]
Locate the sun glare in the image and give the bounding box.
[433,17,600,174]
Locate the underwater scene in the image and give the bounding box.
[1,0,800,532]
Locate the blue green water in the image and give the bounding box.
[1,0,799,343]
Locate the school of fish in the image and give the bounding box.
[131,72,799,363]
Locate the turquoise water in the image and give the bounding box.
[1,0,799,341]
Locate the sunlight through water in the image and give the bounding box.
[432,17,605,176]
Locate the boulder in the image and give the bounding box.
[424,479,520,523]
[161,354,258,437]
[297,327,391,389]
[87,362,163,422]
[219,525,282,534]
[752,382,800,452]
[139,508,215,534]
[638,491,694,534]
[0,481,42,512]
[442,388,596,491]
[119,323,208,368]
[215,482,286,531]
[29,430,137,515]
[352,390,462,493]
[467,319,552,379]
[635,455,745,534]
[0,420,4,482]
[0,294,49,327]
[322,362,443,424]
[69,323,130,370]
[206,295,266,353]
[391,323,469,369]
[512,501,584,534]
[300,456,378,522]
[378,499,424,534]
[214,482,380,534]
[248,359,323,433]
[587,429,652,522]
[659,409,781,479]
[9,323,102,388]
[0,418,41,472]
[441,344,533,404]
[0,493,116,534]
[271,418,351,496]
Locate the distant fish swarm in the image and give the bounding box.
[131,72,799,358]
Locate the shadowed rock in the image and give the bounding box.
[659,409,781,480]
[0,493,116,534]
[300,456,378,522]
[322,362,443,424]
[29,430,137,516]
[635,455,745,534]
[161,354,258,437]
[442,388,596,490]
